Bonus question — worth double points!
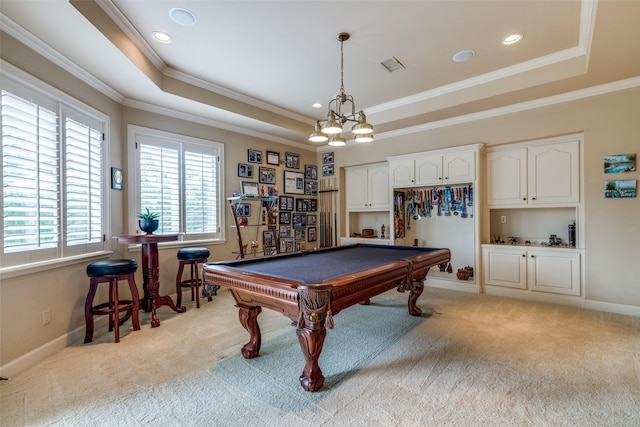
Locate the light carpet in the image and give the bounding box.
[1,287,639,426]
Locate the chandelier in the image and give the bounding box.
[308,32,374,146]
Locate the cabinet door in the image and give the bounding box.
[367,164,390,210]
[389,159,414,187]
[345,167,368,210]
[528,250,580,296]
[443,151,475,183]
[414,154,442,185]
[483,247,527,289]
[486,148,527,206]
[528,141,579,204]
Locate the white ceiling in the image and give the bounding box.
[1,1,639,149]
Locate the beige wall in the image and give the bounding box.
[1,32,639,377]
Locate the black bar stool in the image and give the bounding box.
[176,247,213,309]
[84,259,141,343]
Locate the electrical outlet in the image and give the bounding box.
[500,215,507,223]
[42,309,51,325]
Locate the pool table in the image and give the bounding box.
[202,243,450,392]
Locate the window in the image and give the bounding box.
[129,125,223,242]
[1,73,107,270]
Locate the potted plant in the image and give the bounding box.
[138,208,160,234]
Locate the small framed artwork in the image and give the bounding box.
[305,164,318,180]
[604,153,636,174]
[280,237,294,253]
[248,149,262,164]
[293,213,306,228]
[322,152,334,164]
[296,241,306,251]
[111,167,123,190]
[279,195,294,211]
[259,166,276,184]
[238,163,254,178]
[263,230,275,247]
[604,179,636,198]
[285,152,300,169]
[267,150,280,165]
[296,198,317,212]
[308,226,317,242]
[322,164,334,176]
[241,181,260,198]
[284,170,305,194]
[307,214,317,226]
[235,203,251,217]
[295,228,306,241]
[305,180,318,196]
[279,224,291,237]
[279,211,291,224]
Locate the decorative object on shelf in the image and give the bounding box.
[266,150,280,165]
[285,152,300,169]
[263,230,275,248]
[247,149,262,164]
[568,221,576,248]
[241,181,260,198]
[381,224,385,238]
[138,208,160,234]
[308,32,374,146]
[237,163,253,178]
[508,236,519,245]
[284,170,305,194]
[251,240,259,252]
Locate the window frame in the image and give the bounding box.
[127,125,225,243]
[0,65,110,277]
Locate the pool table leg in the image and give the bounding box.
[408,279,424,316]
[238,305,262,358]
[296,325,327,392]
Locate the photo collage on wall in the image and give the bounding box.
[238,148,320,254]
[603,153,636,198]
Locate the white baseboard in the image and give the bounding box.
[425,277,480,293]
[583,300,640,317]
[0,318,102,379]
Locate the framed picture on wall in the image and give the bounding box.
[308,226,317,242]
[238,163,254,178]
[248,149,262,164]
[322,152,334,164]
[241,181,260,198]
[267,151,280,165]
[259,167,276,184]
[285,152,300,169]
[305,180,318,196]
[284,170,305,194]
[305,164,317,180]
[279,211,291,224]
[322,164,334,176]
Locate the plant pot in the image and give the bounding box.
[139,219,159,234]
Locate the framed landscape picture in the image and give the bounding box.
[604,153,636,174]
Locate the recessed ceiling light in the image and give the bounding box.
[452,50,475,63]
[502,34,523,45]
[169,8,197,26]
[152,31,172,43]
[312,103,323,109]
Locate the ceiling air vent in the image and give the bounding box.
[380,56,406,73]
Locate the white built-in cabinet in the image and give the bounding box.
[345,163,390,211]
[482,246,581,296]
[486,140,579,206]
[483,134,584,301]
[390,150,475,187]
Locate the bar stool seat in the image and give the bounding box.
[176,247,216,309]
[84,259,141,343]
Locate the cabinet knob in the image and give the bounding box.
[532,197,536,200]
[530,255,535,258]
[522,254,526,257]
[523,198,527,201]
[444,177,448,180]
